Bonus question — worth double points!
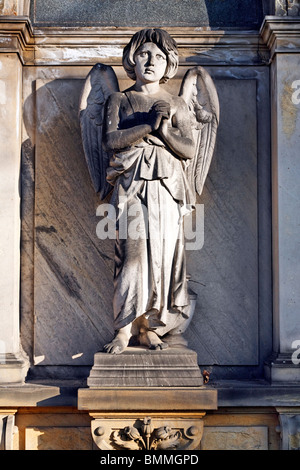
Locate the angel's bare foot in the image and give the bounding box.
[150,341,168,350]
[103,329,130,354]
[139,328,168,350]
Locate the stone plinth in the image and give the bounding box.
[78,374,217,450]
[87,346,203,388]
[80,347,215,450]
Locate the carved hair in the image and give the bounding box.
[122,28,179,84]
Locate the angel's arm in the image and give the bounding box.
[103,93,169,151]
[158,98,195,160]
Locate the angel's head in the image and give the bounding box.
[122,28,179,84]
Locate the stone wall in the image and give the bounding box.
[18,30,272,382]
[29,0,264,29]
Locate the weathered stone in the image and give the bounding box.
[29,0,263,29]
[0,413,18,450]
[0,53,29,383]
[261,19,300,382]
[78,386,217,412]
[0,0,30,15]
[201,425,268,450]
[87,347,203,388]
[91,415,205,451]
[276,408,300,450]
[25,426,92,450]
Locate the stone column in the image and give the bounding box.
[0,51,29,383]
[261,18,300,382]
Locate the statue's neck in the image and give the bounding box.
[133,80,161,95]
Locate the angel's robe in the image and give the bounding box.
[106,91,195,336]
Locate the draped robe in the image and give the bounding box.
[106,91,195,337]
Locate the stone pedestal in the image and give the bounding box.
[78,384,217,450]
[87,346,203,388]
[79,346,216,450]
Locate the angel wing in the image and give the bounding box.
[179,66,219,197]
[79,63,120,199]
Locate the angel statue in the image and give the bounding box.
[79,28,219,354]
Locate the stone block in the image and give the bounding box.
[201,425,268,450]
[78,386,217,412]
[87,347,203,388]
[25,426,92,450]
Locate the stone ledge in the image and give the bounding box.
[0,381,81,407]
[260,16,300,57]
[78,386,217,412]
[213,380,300,407]
[0,17,268,66]
[0,380,300,408]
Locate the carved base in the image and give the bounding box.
[78,384,217,451]
[87,346,203,387]
[90,414,205,451]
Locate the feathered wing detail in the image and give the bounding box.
[79,63,120,199]
[179,66,219,197]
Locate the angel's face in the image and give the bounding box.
[133,42,167,85]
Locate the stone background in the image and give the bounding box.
[29,0,264,29]
[21,64,272,378]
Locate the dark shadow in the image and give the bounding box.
[22,79,115,379]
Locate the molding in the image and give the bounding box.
[78,387,217,412]
[0,17,268,66]
[1,381,300,407]
[260,16,300,59]
[0,16,34,63]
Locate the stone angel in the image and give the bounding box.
[79,28,219,354]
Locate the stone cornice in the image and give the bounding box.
[0,16,34,63]
[260,16,300,59]
[0,16,268,66]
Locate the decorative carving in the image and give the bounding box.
[91,416,204,451]
[276,0,300,16]
[79,28,219,355]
